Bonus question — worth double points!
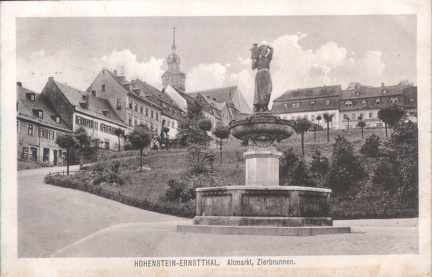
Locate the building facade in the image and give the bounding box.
[41,77,128,151]
[17,82,71,164]
[86,68,163,135]
[272,85,341,129]
[131,79,185,138]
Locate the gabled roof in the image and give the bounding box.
[187,86,252,114]
[17,85,71,131]
[274,85,342,102]
[133,79,182,111]
[54,81,126,127]
[340,85,404,100]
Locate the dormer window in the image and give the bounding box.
[51,115,61,123]
[102,109,110,117]
[102,84,106,92]
[310,101,315,106]
[91,90,96,97]
[345,101,352,107]
[26,93,35,101]
[33,109,43,118]
[325,100,330,105]
[283,103,288,109]
[362,100,366,106]
[355,91,361,96]
[117,99,122,109]
[376,99,381,105]
[389,97,399,104]
[382,89,388,94]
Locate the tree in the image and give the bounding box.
[309,147,330,186]
[74,127,91,167]
[316,115,322,127]
[279,147,300,185]
[357,116,366,139]
[114,128,124,152]
[127,124,152,171]
[312,123,319,142]
[323,113,334,142]
[177,100,207,146]
[328,135,365,193]
[345,115,351,132]
[398,79,414,88]
[293,118,312,158]
[55,133,77,175]
[162,127,170,151]
[360,134,381,158]
[213,123,230,164]
[378,105,405,137]
[198,118,212,146]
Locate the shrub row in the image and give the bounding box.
[331,207,418,220]
[45,175,196,218]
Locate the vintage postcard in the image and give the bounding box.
[1,1,431,276]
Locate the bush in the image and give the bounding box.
[279,147,300,185]
[328,135,365,193]
[359,134,381,158]
[91,160,123,185]
[185,145,214,174]
[292,160,315,187]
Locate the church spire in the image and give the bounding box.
[172,26,176,54]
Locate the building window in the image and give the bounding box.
[304,115,309,119]
[28,124,33,135]
[151,110,154,119]
[134,103,138,112]
[172,121,174,128]
[102,84,106,92]
[283,104,288,109]
[101,124,106,132]
[362,100,366,106]
[129,100,132,109]
[410,98,415,103]
[104,141,110,149]
[134,119,138,126]
[38,110,43,118]
[345,101,352,107]
[140,105,143,114]
[91,90,96,97]
[352,113,356,119]
[94,122,98,130]
[310,101,315,106]
[117,99,122,109]
[156,113,159,120]
[376,99,381,105]
[369,112,373,118]
[145,108,149,116]
[325,100,330,105]
[76,115,82,125]
[128,117,132,126]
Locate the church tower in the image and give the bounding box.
[162,27,186,93]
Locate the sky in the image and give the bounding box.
[17,15,416,108]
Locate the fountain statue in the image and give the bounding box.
[177,45,350,236]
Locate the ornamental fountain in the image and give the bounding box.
[177,44,350,236]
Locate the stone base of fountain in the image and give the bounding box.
[177,113,351,236]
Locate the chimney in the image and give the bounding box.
[49,77,54,82]
[16,82,22,87]
[355,84,360,89]
[123,83,131,91]
[114,70,118,75]
[381,83,384,87]
[213,98,216,101]
[162,88,165,94]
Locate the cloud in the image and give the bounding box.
[94,49,165,88]
[30,49,45,60]
[186,63,231,92]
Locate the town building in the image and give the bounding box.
[272,85,341,129]
[131,79,185,138]
[339,83,408,129]
[17,82,71,164]
[86,68,163,135]
[41,77,127,151]
[161,28,186,94]
[187,86,252,117]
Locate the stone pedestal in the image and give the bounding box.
[177,113,351,236]
[244,147,281,186]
